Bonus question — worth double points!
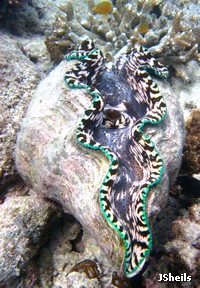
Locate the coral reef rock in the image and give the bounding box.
[183,109,200,174]
[0,33,41,189]
[15,58,184,277]
[165,203,200,287]
[0,194,61,283]
[0,0,60,35]
[173,60,200,115]
[38,223,115,287]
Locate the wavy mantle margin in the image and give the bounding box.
[64,38,169,277]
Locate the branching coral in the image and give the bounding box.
[149,11,200,62]
[45,0,160,62]
[44,0,200,76]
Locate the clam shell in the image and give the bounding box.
[15,60,184,273]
